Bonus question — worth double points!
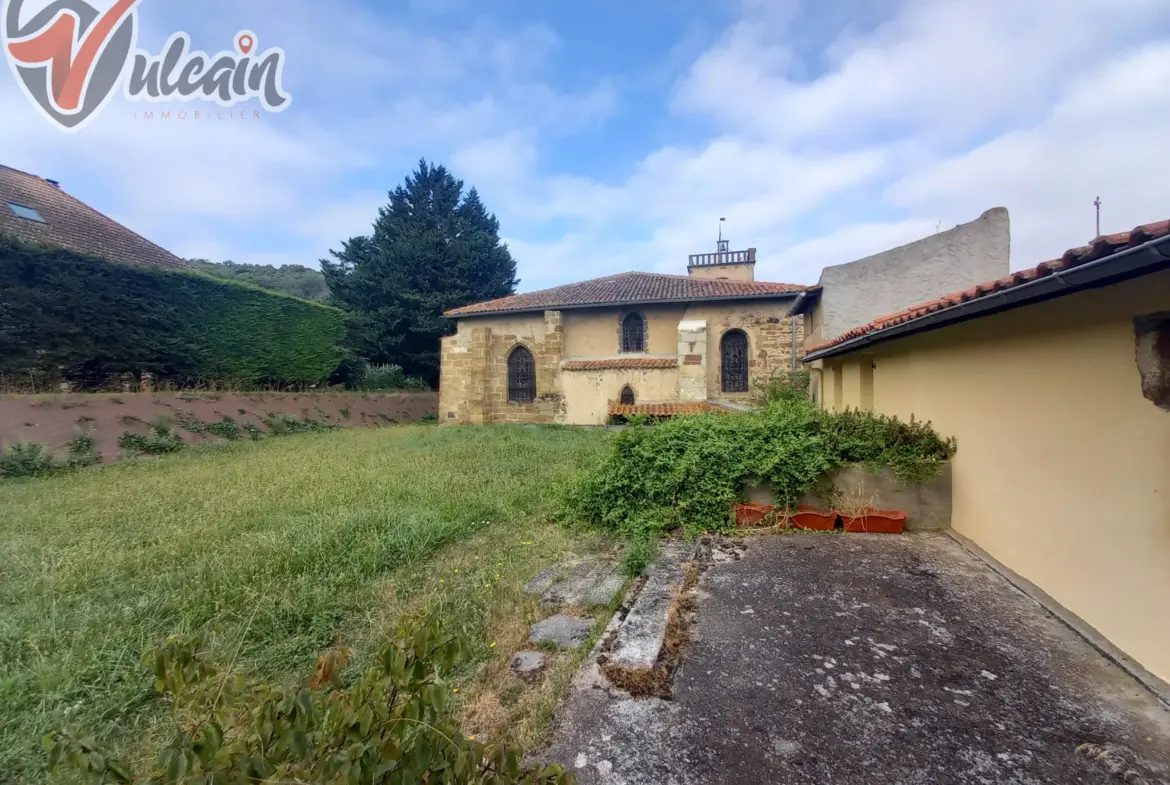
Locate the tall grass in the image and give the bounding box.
[0,425,610,782]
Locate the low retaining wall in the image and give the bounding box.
[0,391,438,465]
[745,462,953,531]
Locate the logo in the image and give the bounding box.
[3,0,290,132]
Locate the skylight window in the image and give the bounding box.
[7,202,45,223]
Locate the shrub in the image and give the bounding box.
[46,614,574,785]
[66,428,100,468]
[0,234,346,388]
[565,397,955,537]
[0,441,61,478]
[119,417,184,456]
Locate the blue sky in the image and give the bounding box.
[4,0,1170,291]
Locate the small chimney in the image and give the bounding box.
[687,246,757,282]
[45,178,60,188]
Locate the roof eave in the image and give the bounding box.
[804,234,1170,363]
[445,289,803,319]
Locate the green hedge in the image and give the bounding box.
[0,234,346,387]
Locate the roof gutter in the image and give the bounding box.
[445,289,803,319]
[785,287,821,317]
[804,234,1170,362]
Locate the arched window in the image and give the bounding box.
[721,330,749,393]
[507,346,536,403]
[620,385,635,405]
[621,312,645,353]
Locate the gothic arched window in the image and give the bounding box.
[507,346,536,403]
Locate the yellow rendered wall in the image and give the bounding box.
[560,368,680,425]
[826,270,1170,682]
[562,306,685,358]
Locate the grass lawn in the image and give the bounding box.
[0,424,613,782]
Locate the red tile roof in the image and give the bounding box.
[446,271,806,317]
[807,218,1170,356]
[608,402,729,417]
[0,164,190,270]
[563,358,677,371]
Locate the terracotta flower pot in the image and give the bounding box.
[735,502,772,527]
[791,505,837,531]
[841,509,907,534]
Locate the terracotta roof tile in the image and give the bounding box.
[0,164,189,270]
[563,358,677,371]
[608,402,729,417]
[807,218,1170,356]
[446,272,805,317]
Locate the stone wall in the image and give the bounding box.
[440,311,565,424]
[441,299,805,425]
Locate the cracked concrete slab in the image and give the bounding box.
[541,534,1170,784]
[526,556,625,606]
[529,614,594,650]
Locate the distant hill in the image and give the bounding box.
[191,260,330,302]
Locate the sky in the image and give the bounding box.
[3,0,1170,291]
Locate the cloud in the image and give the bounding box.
[3,0,1168,290]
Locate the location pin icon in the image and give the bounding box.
[237,32,255,55]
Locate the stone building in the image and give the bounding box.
[439,247,806,425]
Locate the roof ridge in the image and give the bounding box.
[48,184,188,268]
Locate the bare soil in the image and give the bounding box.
[0,391,437,464]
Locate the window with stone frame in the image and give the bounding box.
[507,346,536,403]
[721,330,749,393]
[620,385,636,405]
[620,312,646,353]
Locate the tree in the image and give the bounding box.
[321,160,518,385]
[190,260,330,301]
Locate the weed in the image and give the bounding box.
[620,537,659,578]
[118,416,184,456]
[339,406,351,420]
[242,422,264,441]
[49,615,573,785]
[66,428,100,469]
[0,441,60,478]
[263,412,336,435]
[180,415,243,441]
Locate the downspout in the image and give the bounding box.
[791,316,798,371]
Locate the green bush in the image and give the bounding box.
[47,614,573,785]
[0,234,346,388]
[119,417,184,456]
[565,397,955,538]
[0,428,99,479]
[0,441,61,478]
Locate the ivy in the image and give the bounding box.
[0,233,346,388]
[565,390,956,538]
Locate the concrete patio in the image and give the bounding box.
[542,533,1170,784]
